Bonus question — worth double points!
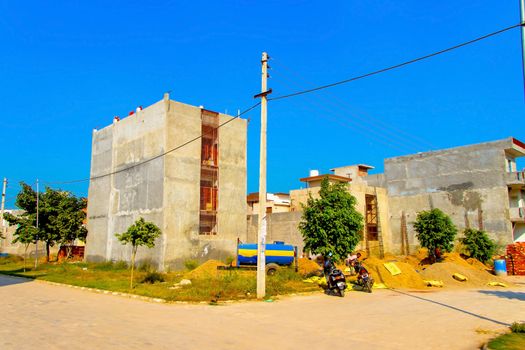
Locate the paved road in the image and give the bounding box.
[1,275,523,350]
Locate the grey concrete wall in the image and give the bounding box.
[384,139,514,253]
[247,211,304,253]
[86,126,114,262]
[163,101,204,268]
[87,100,167,267]
[87,97,248,270]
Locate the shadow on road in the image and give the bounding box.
[478,290,525,301]
[0,273,33,288]
[391,289,510,327]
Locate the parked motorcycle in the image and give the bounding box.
[353,259,374,293]
[323,257,347,297]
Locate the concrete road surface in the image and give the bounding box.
[1,275,523,350]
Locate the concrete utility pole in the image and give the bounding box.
[254,52,271,299]
[0,178,6,237]
[34,179,39,269]
[520,0,525,93]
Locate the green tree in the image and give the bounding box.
[53,196,87,259]
[5,182,87,263]
[414,208,457,263]
[460,228,496,263]
[4,213,37,272]
[116,217,161,288]
[298,177,364,261]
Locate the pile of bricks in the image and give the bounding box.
[506,242,525,275]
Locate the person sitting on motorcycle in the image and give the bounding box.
[345,252,361,275]
[322,252,336,284]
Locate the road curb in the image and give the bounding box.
[34,279,168,304]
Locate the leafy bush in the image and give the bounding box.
[225,256,235,266]
[184,259,199,271]
[413,208,457,262]
[138,259,155,272]
[460,228,496,263]
[0,255,24,265]
[511,322,525,333]
[141,272,166,284]
[93,261,128,271]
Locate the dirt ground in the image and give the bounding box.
[1,275,523,350]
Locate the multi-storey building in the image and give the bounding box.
[85,94,247,269]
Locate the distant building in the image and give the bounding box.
[367,137,525,252]
[289,165,391,255]
[85,94,247,269]
[246,192,291,215]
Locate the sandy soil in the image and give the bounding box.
[0,275,523,350]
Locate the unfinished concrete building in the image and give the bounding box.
[85,94,247,269]
[246,166,391,257]
[367,137,525,253]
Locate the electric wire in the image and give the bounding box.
[271,59,436,151]
[271,61,490,172]
[269,23,522,101]
[43,102,261,185]
[271,61,433,153]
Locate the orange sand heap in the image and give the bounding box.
[297,258,321,276]
[185,260,225,280]
[363,257,427,290]
[419,261,508,288]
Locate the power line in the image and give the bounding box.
[44,102,261,185]
[269,23,522,101]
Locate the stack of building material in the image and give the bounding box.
[506,243,525,275]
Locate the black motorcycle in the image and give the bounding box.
[353,260,374,293]
[324,260,347,297]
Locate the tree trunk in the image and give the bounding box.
[130,247,137,289]
[23,245,28,272]
[66,245,73,260]
[46,242,50,262]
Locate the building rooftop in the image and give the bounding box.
[299,174,352,183]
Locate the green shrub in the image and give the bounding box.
[225,256,235,266]
[511,322,525,333]
[141,272,166,284]
[138,259,155,272]
[460,228,496,263]
[0,255,24,265]
[93,260,128,271]
[184,259,199,271]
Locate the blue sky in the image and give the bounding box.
[1,1,524,208]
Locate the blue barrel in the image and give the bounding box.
[494,259,507,276]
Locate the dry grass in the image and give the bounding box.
[0,257,318,302]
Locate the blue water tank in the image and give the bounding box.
[237,243,295,266]
[494,259,507,276]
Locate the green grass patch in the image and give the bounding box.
[488,333,525,350]
[0,257,319,302]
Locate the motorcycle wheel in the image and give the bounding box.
[339,288,345,298]
[366,279,374,293]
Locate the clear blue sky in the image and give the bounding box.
[1,1,524,208]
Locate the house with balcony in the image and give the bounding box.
[367,137,525,252]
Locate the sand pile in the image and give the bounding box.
[419,261,508,288]
[185,259,225,280]
[297,258,321,276]
[466,258,491,272]
[363,257,427,290]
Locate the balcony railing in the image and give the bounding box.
[509,206,525,221]
[506,171,525,186]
